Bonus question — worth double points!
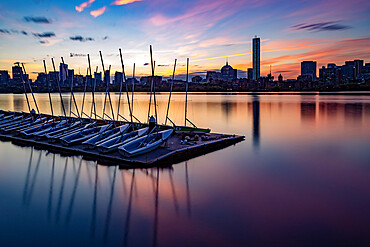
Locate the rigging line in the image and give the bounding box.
[43,60,54,118]
[80,67,88,118]
[131,63,135,117]
[61,57,81,120]
[100,51,108,120]
[21,63,40,115]
[87,56,94,121]
[119,48,133,123]
[19,65,31,113]
[51,58,67,120]
[185,58,189,126]
[165,58,177,125]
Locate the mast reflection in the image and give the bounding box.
[18,150,194,246]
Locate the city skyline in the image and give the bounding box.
[0,0,369,80]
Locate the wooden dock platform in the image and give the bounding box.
[0,110,244,168]
[0,132,244,168]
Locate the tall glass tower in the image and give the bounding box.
[252,36,260,80]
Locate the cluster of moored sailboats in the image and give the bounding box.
[0,46,210,158]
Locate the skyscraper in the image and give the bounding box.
[252,36,260,80]
[301,61,317,80]
[59,63,68,83]
[12,63,23,82]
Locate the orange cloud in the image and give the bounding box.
[75,0,95,12]
[90,6,107,18]
[111,0,142,6]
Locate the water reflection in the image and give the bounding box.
[252,95,260,149]
[15,148,194,247]
[1,93,370,246]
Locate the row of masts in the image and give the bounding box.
[19,45,194,127]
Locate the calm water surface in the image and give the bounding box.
[0,92,369,247]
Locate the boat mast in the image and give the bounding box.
[87,55,96,120]
[164,59,177,125]
[43,60,54,118]
[61,57,80,120]
[184,58,189,126]
[100,51,115,121]
[118,48,133,123]
[147,45,158,123]
[51,58,67,120]
[21,63,40,115]
[132,63,135,114]
[80,68,88,119]
[18,63,31,113]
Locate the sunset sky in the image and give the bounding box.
[0,0,369,80]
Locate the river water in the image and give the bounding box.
[0,92,369,247]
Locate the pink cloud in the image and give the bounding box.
[75,0,95,12]
[90,6,107,18]
[111,0,143,6]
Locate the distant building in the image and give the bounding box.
[48,71,59,86]
[140,76,162,86]
[59,63,68,83]
[252,36,260,80]
[114,71,123,85]
[192,75,202,83]
[221,61,237,81]
[126,77,139,85]
[67,69,74,86]
[247,68,253,81]
[206,71,222,83]
[103,70,110,85]
[0,70,10,85]
[36,72,48,87]
[94,72,102,84]
[12,64,23,82]
[278,74,283,83]
[301,61,317,80]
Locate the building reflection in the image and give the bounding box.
[252,95,260,149]
[300,102,316,123]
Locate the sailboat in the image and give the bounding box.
[21,119,67,137]
[81,124,130,149]
[96,127,149,153]
[118,129,173,157]
[60,123,111,146]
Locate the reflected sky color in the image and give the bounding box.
[0,93,370,246]
[0,0,369,79]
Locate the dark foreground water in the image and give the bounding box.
[0,92,370,247]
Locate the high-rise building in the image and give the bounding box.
[94,72,102,81]
[247,68,253,81]
[114,71,123,85]
[0,70,10,85]
[354,60,364,78]
[104,70,110,85]
[12,64,23,82]
[59,63,68,83]
[252,36,260,80]
[301,61,317,80]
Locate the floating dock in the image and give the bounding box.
[0,111,244,168]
